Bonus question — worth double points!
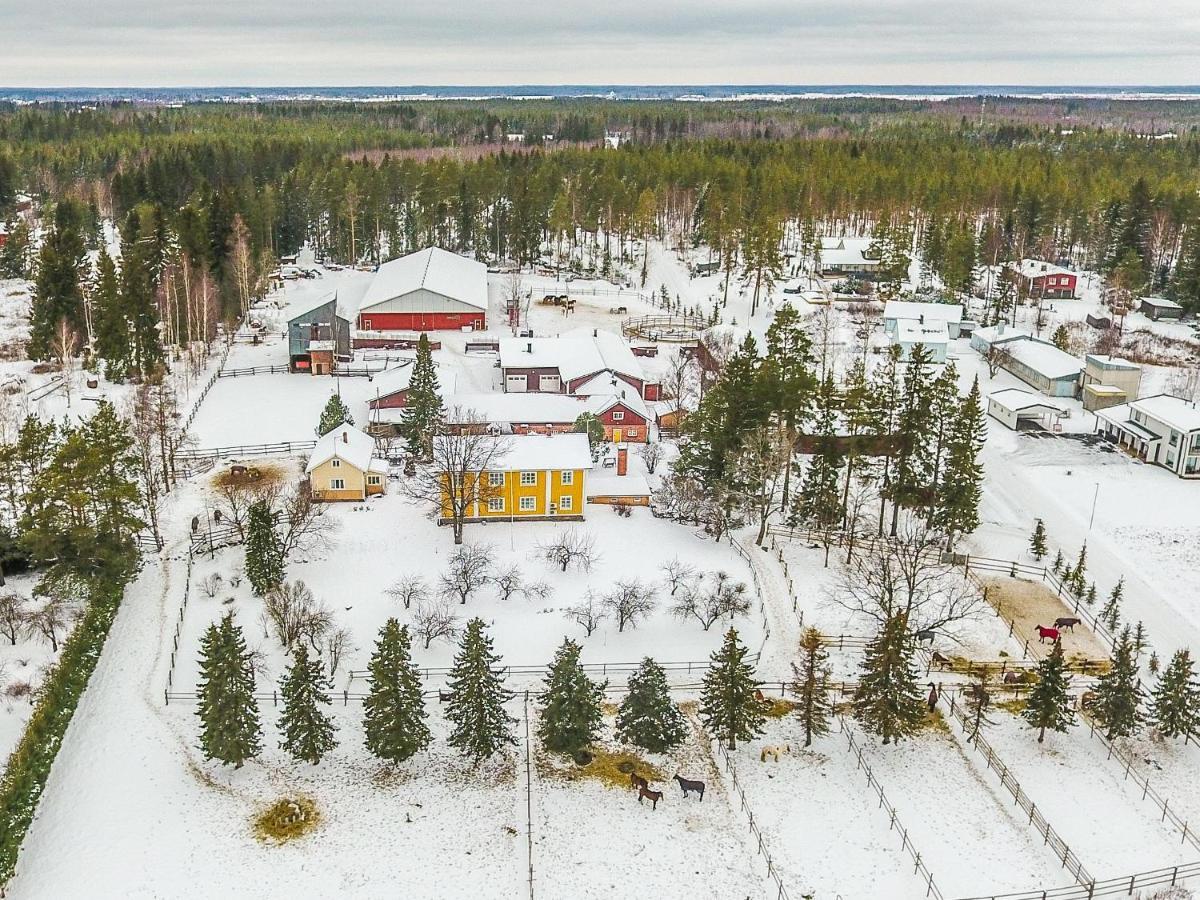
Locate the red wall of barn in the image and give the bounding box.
[370,391,409,410]
[358,311,485,332]
[597,405,647,429]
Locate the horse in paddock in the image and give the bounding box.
[673,775,705,802]
[630,772,649,793]
[760,744,791,763]
[1054,617,1081,632]
[637,786,663,809]
[914,629,936,645]
[1002,672,1023,685]
[930,651,952,671]
[1036,625,1060,644]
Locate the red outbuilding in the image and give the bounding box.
[357,247,488,332]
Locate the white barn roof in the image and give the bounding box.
[987,388,1065,413]
[306,424,378,474]
[499,331,645,383]
[359,248,488,313]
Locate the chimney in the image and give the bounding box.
[617,447,628,476]
[342,430,348,443]
[526,342,532,353]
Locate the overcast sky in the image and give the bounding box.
[3,0,1198,87]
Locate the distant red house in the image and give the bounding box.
[1008,260,1077,300]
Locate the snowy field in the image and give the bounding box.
[0,574,61,761]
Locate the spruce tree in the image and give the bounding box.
[964,671,996,743]
[1051,549,1064,576]
[1099,580,1123,631]
[0,218,31,279]
[888,344,935,536]
[791,376,843,564]
[363,619,431,763]
[1093,627,1143,740]
[317,393,354,436]
[935,376,986,545]
[196,613,262,768]
[791,627,833,747]
[1051,324,1070,351]
[700,628,765,750]
[538,638,606,756]
[1085,583,1097,606]
[616,657,688,753]
[1029,519,1047,561]
[445,618,517,762]
[398,333,443,459]
[117,206,165,379]
[1070,544,1088,595]
[28,199,88,360]
[1023,641,1075,743]
[244,500,284,595]
[1132,621,1147,659]
[854,613,926,745]
[278,644,338,764]
[91,251,129,380]
[1151,649,1200,741]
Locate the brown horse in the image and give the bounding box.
[638,786,663,809]
[630,772,649,792]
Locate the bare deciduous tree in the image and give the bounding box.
[199,573,224,599]
[412,600,460,649]
[660,558,698,596]
[492,565,525,602]
[565,591,606,637]
[51,321,79,408]
[671,571,750,630]
[25,594,75,652]
[523,579,553,602]
[386,573,430,610]
[439,543,495,604]
[601,578,657,632]
[260,580,333,651]
[661,353,697,422]
[730,423,792,546]
[323,627,354,677]
[0,592,27,645]
[538,528,598,573]
[404,414,511,544]
[837,518,986,636]
[277,483,336,558]
[639,442,664,474]
[985,343,1014,379]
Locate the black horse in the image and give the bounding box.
[673,774,705,802]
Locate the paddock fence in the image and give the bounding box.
[838,717,945,899]
[175,439,318,463]
[523,691,536,900]
[951,862,1200,900]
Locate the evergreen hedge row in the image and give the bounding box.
[0,574,129,885]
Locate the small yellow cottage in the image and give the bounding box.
[306,423,388,502]
[438,433,591,523]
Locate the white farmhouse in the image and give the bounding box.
[1095,394,1200,478]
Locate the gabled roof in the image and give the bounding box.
[1130,394,1200,432]
[367,362,457,403]
[1006,259,1075,280]
[585,391,650,421]
[987,387,1065,413]
[306,424,378,474]
[359,248,488,313]
[894,319,950,345]
[1141,296,1183,310]
[1004,339,1083,381]
[499,330,645,383]
[289,291,350,326]
[884,301,964,324]
[434,433,594,472]
[444,392,589,425]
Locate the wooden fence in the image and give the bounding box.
[839,717,944,899]
[218,364,290,377]
[522,691,536,900]
[175,439,318,462]
[952,862,1200,900]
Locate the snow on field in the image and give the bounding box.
[0,574,58,761]
[1123,733,1200,827]
[728,716,929,899]
[174,481,764,696]
[854,718,1069,897]
[983,713,1194,877]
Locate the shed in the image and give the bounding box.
[1082,384,1128,412]
[288,294,352,373]
[1000,339,1083,398]
[1140,296,1184,321]
[358,248,488,332]
[986,389,1065,431]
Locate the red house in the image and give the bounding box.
[1008,260,1077,300]
[357,247,488,332]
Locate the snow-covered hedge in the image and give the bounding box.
[0,575,128,885]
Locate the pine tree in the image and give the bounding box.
[964,671,996,743]
[700,628,765,750]
[196,613,262,768]
[1093,627,1143,740]
[398,333,443,458]
[1051,324,1070,352]
[854,613,926,745]
[363,619,430,763]
[616,657,688,753]
[1099,579,1123,631]
[244,500,284,595]
[0,218,31,279]
[1023,641,1075,742]
[445,618,517,761]
[278,644,338,764]
[1051,549,1064,576]
[317,392,354,436]
[791,627,833,747]
[1069,543,1088,595]
[91,251,129,380]
[1151,649,1200,741]
[935,376,986,545]
[538,638,606,756]
[1029,518,1047,560]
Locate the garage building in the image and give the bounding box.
[357,247,488,332]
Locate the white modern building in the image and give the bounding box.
[1096,394,1200,478]
[986,388,1065,431]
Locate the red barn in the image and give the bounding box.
[499,330,661,401]
[1008,260,1077,300]
[357,247,488,332]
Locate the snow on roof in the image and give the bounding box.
[359,248,488,313]
[434,433,594,472]
[1095,402,1158,440]
[884,301,963,324]
[1083,384,1127,396]
[587,472,652,498]
[1141,296,1183,310]
[586,391,650,421]
[445,392,589,424]
[499,331,644,383]
[971,325,1031,346]
[306,424,378,473]
[819,236,878,267]
[1004,340,1083,381]
[1085,354,1140,371]
[1131,394,1200,432]
[367,362,456,402]
[987,388,1065,412]
[894,319,949,345]
[289,291,351,325]
[1007,259,1075,280]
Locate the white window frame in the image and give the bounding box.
[330,478,346,490]
[560,470,574,485]
[611,411,624,421]
[626,428,639,438]
[520,471,537,486]
[488,471,505,487]
[331,458,341,468]
[559,495,573,511]
[488,497,505,512]
[519,496,537,512]
[368,475,381,485]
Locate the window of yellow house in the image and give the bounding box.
[368,475,381,485]
[488,497,504,512]
[560,495,573,510]
[331,459,341,468]
[520,471,537,486]
[331,478,346,490]
[519,496,536,511]
[560,470,574,485]
[488,471,504,487]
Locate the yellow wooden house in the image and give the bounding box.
[438,433,591,523]
[306,423,388,502]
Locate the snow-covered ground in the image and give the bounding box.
[0,574,62,761]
